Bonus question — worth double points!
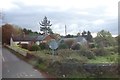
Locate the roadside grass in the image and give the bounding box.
[88,53,118,63]
[9,45,29,52]
[36,63,47,71]
[66,53,89,63]
[30,50,66,63]
[7,45,119,78]
[10,45,119,64]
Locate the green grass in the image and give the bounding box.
[36,63,47,71]
[8,45,119,78]
[10,45,29,52]
[88,54,118,63]
[10,45,119,64]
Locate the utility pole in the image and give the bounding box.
[0,10,5,25]
[65,25,67,36]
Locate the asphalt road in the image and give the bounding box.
[2,47,45,78]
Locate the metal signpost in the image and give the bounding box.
[48,39,58,54]
[48,39,58,62]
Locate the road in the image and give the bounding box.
[2,47,45,78]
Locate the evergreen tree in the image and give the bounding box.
[39,16,53,35]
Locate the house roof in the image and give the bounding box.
[12,35,38,41]
[59,36,87,43]
[76,36,87,42]
[35,35,47,41]
[62,38,76,41]
[12,34,57,42]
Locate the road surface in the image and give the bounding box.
[2,47,45,78]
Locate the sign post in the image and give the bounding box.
[48,39,58,62]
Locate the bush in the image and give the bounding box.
[80,50,96,59]
[93,48,110,56]
[21,44,28,49]
[107,56,116,62]
[89,43,96,48]
[39,43,49,50]
[71,43,81,50]
[57,49,75,58]
[29,44,40,51]
[58,43,68,49]
[37,58,44,64]
[107,46,118,54]
[79,46,95,59]
[36,63,47,71]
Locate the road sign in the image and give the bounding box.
[48,39,58,62]
[48,39,58,50]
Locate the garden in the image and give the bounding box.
[11,31,119,78]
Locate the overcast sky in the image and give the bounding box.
[0,0,119,36]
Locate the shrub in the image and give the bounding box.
[36,63,47,71]
[57,49,75,58]
[71,43,81,50]
[113,46,118,53]
[107,56,116,62]
[21,44,28,49]
[58,43,68,49]
[77,45,96,59]
[93,48,110,56]
[39,43,49,50]
[89,43,96,48]
[80,50,96,59]
[104,47,118,55]
[29,44,40,51]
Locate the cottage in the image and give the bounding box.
[59,36,87,44]
[10,34,57,46]
[58,36,87,48]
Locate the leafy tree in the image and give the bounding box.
[22,28,38,35]
[65,34,74,38]
[86,31,93,42]
[2,23,22,45]
[82,30,87,37]
[116,35,120,52]
[95,30,116,47]
[115,35,120,44]
[81,31,93,42]
[23,28,29,34]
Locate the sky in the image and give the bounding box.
[0,0,119,37]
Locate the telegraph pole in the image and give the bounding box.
[65,25,67,36]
